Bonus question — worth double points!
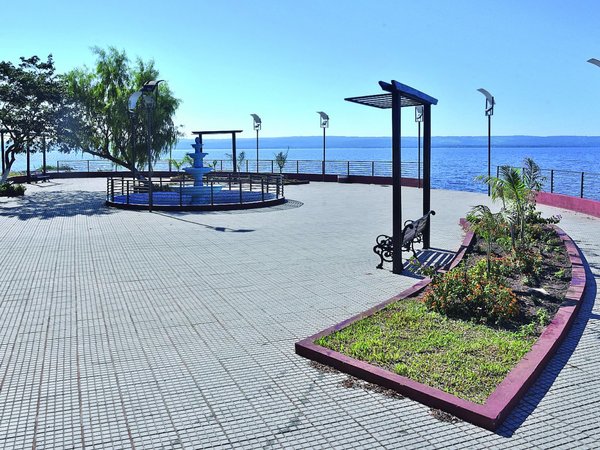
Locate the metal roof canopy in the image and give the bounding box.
[345,80,438,109]
[345,80,438,274]
[191,130,244,173]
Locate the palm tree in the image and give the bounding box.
[468,205,503,275]
[478,165,529,250]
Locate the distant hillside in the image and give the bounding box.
[176,135,600,149]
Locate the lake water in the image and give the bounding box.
[11,144,600,199]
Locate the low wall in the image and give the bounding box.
[536,192,600,218]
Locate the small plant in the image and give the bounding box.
[274,149,289,173]
[0,183,26,197]
[554,268,567,279]
[169,158,184,172]
[423,262,519,324]
[209,160,218,169]
[225,152,246,172]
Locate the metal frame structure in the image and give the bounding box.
[346,80,438,274]
[191,130,244,172]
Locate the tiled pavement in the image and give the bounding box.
[0,178,598,449]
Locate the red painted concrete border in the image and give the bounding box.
[536,191,600,218]
[295,224,587,430]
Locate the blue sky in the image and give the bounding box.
[2,0,600,138]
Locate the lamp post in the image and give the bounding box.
[477,88,495,196]
[317,111,329,179]
[128,80,164,211]
[251,114,261,172]
[415,106,423,188]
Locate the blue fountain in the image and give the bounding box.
[177,136,222,203]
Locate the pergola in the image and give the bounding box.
[191,130,243,172]
[346,80,438,274]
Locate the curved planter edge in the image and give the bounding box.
[294,221,587,430]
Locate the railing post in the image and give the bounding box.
[210,180,214,205]
[550,170,554,193]
[371,161,375,177]
[179,179,183,206]
[87,160,90,172]
[261,178,265,202]
[580,172,584,198]
[296,160,299,174]
[126,180,130,205]
[496,165,499,178]
[57,161,60,173]
[239,176,243,204]
[347,160,350,176]
[271,160,274,173]
[220,160,223,171]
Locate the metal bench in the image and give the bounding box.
[373,210,435,269]
[29,171,50,183]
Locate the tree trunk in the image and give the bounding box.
[1,148,17,184]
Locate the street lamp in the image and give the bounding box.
[317,111,329,179]
[128,80,164,211]
[251,114,261,173]
[415,106,424,188]
[477,88,495,196]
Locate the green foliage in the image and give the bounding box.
[467,205,505,276]
[61,47,181,173]
[274,150,289,173]
[169,158,184,172]
[316,298,535,404]
[0,55,66,182]
[0,182,25,197]
[226,151,246,171]
[423,262,519,324]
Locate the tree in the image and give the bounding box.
[0,55,65,183]
[61,47,180,176]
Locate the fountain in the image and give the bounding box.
[176,137,222,203]
[107,134,285,210]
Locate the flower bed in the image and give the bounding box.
[295,224,586,430]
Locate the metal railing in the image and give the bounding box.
[106,172,284,208]
[57,158,600,202]
[497,166,600,200]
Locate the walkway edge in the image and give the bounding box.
[295,223,587,430]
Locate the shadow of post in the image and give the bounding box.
[496,245,597,437]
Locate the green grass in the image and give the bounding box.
[315,299,536,404]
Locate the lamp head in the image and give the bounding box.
[141,80,164,93]
[588,58,600,68]
[415,105,424,123]
[477,88,495,116]
[317,111,329,128]
[251,114,262,130]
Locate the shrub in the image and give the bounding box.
[0,183,26,197]
[423,262,519,324]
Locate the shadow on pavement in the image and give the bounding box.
[496,244,597,437]
[0,190,114,220]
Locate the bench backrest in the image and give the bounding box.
[401,210,435,244]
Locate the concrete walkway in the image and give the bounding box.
[0,178,598,449]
